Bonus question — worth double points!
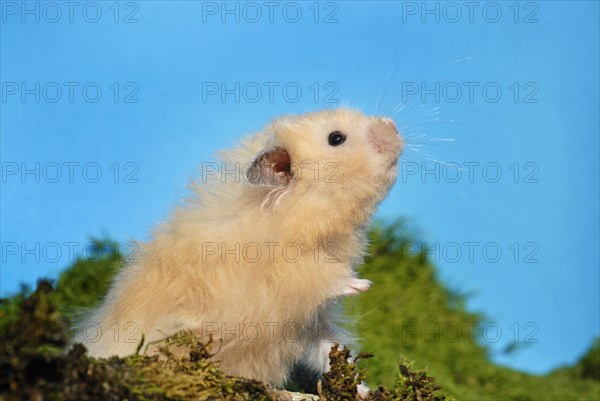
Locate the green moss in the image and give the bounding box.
[2,281,449,401]
[0,282,272,401]
[320,345,370,400]
[321,345,452,401]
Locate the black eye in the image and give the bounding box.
[328,131,346,146]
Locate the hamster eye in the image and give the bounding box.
[328,131,346,146]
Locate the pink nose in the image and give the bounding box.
[369,118,402,154]
[381,117,397,132]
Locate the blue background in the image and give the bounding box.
[1,0,598,375]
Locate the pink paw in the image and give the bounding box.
[340,278,372,296]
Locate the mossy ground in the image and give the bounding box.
[1,224,598,400]
[0,279,450,401]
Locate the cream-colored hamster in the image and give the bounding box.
[74,108,403,390]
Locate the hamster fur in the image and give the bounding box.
[74,107,403,388]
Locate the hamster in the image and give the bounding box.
[74,108,403,390]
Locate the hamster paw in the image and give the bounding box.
[340,278,372,296]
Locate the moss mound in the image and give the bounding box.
[0,280,449,401]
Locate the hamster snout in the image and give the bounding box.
[369,117,404,160]
[381,116,397,131]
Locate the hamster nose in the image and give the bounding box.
[369,118,403,155]
[381,117,397,132]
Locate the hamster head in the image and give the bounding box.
[245,108,403,237]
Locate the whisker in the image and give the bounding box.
[376,62,400,115]
[405,135,456,143]
[439,56,472,69]
[404,150,465,171]
[383,92,410,118]
[399,120,445,131]
[389,101,410,118]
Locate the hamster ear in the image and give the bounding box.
[247,146,292,186]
